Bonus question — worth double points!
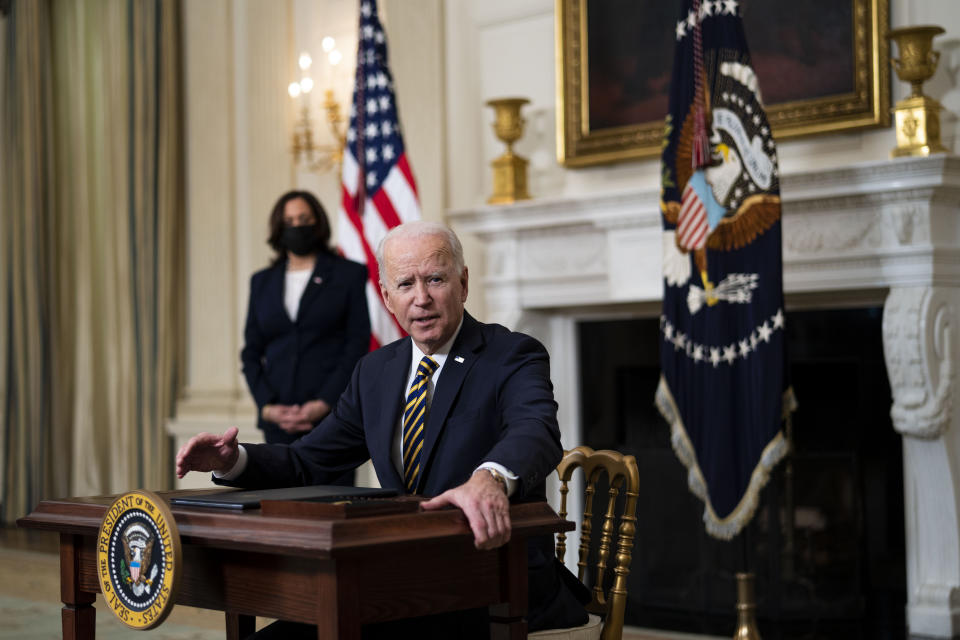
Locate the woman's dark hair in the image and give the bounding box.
[267,190,333,266]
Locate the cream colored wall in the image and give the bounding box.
[176,0,291,422]
[171,0,295,486]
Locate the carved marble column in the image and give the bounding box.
[884,286,960,637]
[168,0,292,488]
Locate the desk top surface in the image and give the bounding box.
[17,489,572,558]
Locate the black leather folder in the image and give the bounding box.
[169,485,398,510]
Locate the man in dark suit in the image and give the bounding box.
[176,221,588,637]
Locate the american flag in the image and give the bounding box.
[338,0,420,350]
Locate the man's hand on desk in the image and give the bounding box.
[175,426,240,479]
[421,469,511,550]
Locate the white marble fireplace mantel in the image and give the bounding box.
[450,156,960,316]
[449,155,960,638]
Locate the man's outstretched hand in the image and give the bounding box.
[175,427,240,479]
[421,470,511,550]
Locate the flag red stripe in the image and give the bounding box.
[341,185,381,288]
[680,220,706,241]
[372,188,403,229]
[686,224,707,248]
[678,211,702,235]
[341,187,408,339]
[396,154,418,198]
[677,206,705,236]
[677,190,708,249]
[678,207,705,231]
[680,223,707,248]
[678,183,707,247]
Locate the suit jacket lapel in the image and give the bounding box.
[418,313,484,492]
[295,253,334,320]
[372,339,410,491]
[266,264,293,328]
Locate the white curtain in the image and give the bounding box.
[0,0,184,522]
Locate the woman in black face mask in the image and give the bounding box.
[240,191,371,483]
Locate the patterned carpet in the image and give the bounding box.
[0,529,233,639]
[0,594,225,640]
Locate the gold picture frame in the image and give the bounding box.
[556,0,890,167]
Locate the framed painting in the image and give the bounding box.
[556,0,890,167]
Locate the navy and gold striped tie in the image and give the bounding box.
[403,356,438,492]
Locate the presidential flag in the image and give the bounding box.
[338,0,421,349]
[657,0,794,540]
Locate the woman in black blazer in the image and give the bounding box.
[241,191,371,468]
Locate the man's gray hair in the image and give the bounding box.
[376,221,465,278]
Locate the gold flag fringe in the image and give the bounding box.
[655,375,797,540]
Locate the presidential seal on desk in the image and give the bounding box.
[97,490,182,629]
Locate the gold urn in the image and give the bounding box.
[486,97,531,205]
[887,26,948,157]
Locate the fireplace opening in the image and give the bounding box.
[577,307,906,639]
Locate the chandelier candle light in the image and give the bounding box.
[289,40,348,173]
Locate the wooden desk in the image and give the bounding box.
[17,491,572,640]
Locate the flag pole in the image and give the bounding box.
[734,571,761,640]
[782,411,795,581]
[734,515,760,640]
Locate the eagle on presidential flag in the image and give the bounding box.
[657,0,795,540]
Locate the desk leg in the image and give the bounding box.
[226,612,255,640]
[60,534,96,640]
[314,564,361,640]
[489,540,528,640]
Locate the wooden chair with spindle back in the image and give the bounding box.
[530,446,640,640]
